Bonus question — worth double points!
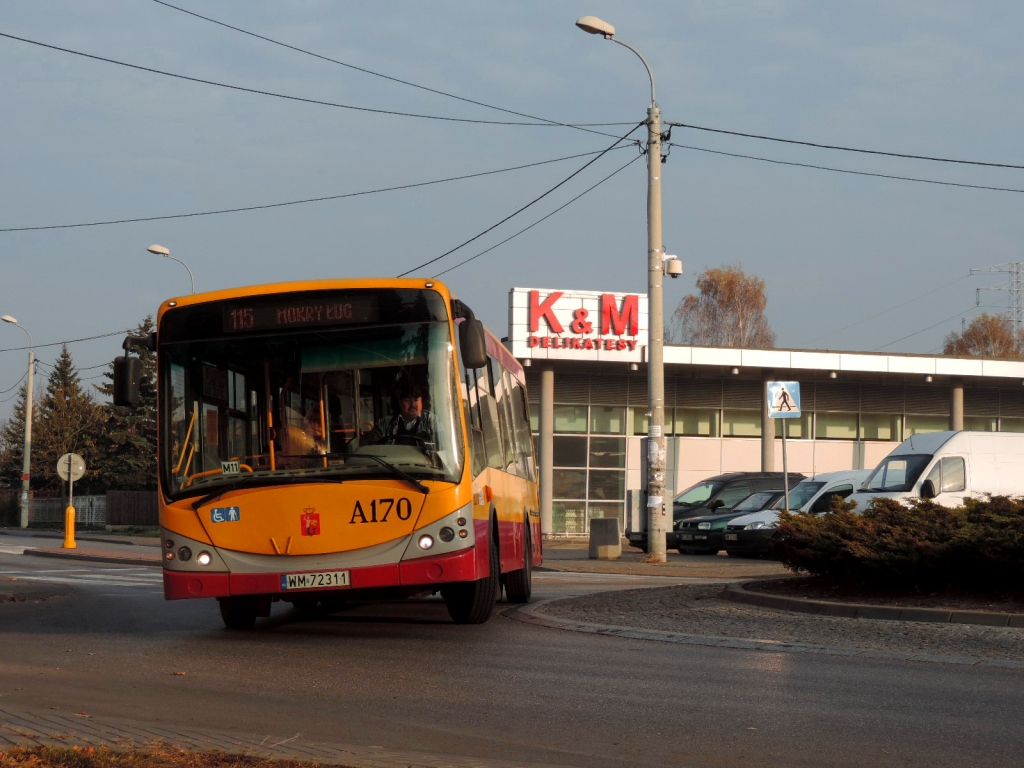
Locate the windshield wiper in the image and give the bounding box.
[188,474,337,511]
[349,454,430,494]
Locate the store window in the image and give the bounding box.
[675,408,720,437]
[1000,417,1024,432]
[631,408,671,436]
[906,414,949,436]
[722,409,761,437]
[552,469,587,499]
[553,435,587,467]
[554,405,588,433]
[774,412,812,439]
[552,501,587,536]
[859,413,903,442]
[965,417,996,432]
[816,412,858,440]
[590,406,626,435]
[589,436,626,468]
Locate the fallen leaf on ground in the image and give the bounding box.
[74,712,91,718]
[171,671,187,676]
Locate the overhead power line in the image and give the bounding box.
[150,0,633,139]
[0,31,611,131]
[873,305,978,351]
[803,274,971,346]
[0,146,631,232]
[668,122,1024,171]
[669,142,1024,194]
[0,371,28,395]
[397,124,643,276]
[0,330,124,354]
[435,153,643,278]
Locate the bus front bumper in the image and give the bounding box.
[163,546,479,600]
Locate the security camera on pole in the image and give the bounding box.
[57,452,85,550]
[576,16,682,562]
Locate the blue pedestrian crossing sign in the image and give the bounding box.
[767,381,801,418]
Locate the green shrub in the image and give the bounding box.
[771,495,1024,593]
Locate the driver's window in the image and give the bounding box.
[940,457,965,493]
[716,482,751,509]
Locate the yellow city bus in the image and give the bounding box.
[114,279,541,628]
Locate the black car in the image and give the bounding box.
[674,490,784,555]
[627,472,806,552]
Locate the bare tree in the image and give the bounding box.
[943,313,1023,359]
[667,264,776,348]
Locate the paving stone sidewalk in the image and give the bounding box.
[23,548,161,567]
[0,707,573,768]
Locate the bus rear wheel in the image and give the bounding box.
[218,596,258,630]
[442,529,499,624]
[504,528,532,604]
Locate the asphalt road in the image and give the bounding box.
[1,536,1022,767]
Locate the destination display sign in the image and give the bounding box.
[223,295,379,333]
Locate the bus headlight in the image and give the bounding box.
[439,527,455,542]
[418,535,435,550]
[177,547,192,562]
[196,551,212,566]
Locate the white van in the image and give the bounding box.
[846,431,1024,510]
[723,469,872,557]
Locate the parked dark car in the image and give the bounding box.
[675,490,784,555]
[626,472,805,552]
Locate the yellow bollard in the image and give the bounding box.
[63,505,77,549]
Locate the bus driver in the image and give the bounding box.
[367,380,436,451]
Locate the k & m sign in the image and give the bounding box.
[508,287,648,361]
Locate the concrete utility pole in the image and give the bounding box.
[576,16,672,562]
[2,316,34,528]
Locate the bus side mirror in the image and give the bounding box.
[460,319,488,370]
[113,356,142,406]
[919,479,937,499]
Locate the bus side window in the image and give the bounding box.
[495,362,519,475]
[509,375,535,481]
[464,368,488,476]
[479,361,505,470]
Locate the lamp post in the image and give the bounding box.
[146,244,195,294]
[576,16,669,562]
[2,315,34,529]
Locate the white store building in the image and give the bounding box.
[505,287,1024,536]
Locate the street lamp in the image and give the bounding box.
[146,244,195,294]
[2,315,34,529]
[577,15,671,562]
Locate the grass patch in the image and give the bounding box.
[0,745,349,768]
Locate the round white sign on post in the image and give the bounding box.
[56,453,86,482]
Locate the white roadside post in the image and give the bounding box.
[57,452,86,550]
[767,382,802,512]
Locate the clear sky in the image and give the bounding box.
[2,1,1022,419]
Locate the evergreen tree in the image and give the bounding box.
[33,346,101,492]
[0,379,33,488]
[93,317,157,490]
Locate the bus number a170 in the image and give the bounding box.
[350,498,413,524]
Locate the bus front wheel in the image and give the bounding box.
[218,596,258,630]
[442,530,499,624]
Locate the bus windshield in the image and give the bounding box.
[862,454,932,493]
[161,294,464,499]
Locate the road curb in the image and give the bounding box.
[503,598,1024,668]
[22,548,161,568]
[723,582,1024,628]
